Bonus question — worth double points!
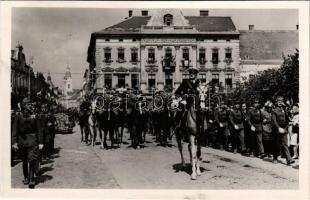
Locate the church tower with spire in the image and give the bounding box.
[63,64,73,96]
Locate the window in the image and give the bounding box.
[118,48,125,61]
[119,39,123,42]
[226,39,231,42]
[212,74,219,85]
[148,74,156,90]
[199,48,206,64]
[131,74,139,89]
[148,48,155,62]
[182,73,190,80]
[182,48,189,60]
[225,74,233,88]
[104,48,111,62]
[225,48,232,59]
[198,74,206,83]
[104,74,112,89]
[105,39,110,42]
[213,39,218,42]
[131,48,138,62]
[165,74,173,89]
[165,48,172,59]
[164,14,173,26]
[212,48,219,64]
[117,75,126,88]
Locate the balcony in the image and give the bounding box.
[162,57,176,72]
[198,59,207,67]
[146,59,157,64]
[116,58,126,63]
[223,58,233,66]
[104,59,113,64]
[130,60,140,65]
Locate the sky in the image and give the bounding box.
[11,8,298,89]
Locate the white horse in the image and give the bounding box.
[88,99,98,146]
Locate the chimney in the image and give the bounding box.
[296,24,299,30]
[141,10,148,16]
[200,10,209,16]
[129,10,133,17]
[249,25,254,31]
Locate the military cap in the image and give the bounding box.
[276,96,284,102]
[188,68,199,75]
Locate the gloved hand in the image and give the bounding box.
[234,124,239,130]
[278,127,286,134]
[251,125,256,132]
[12,143,19,151]
[39,144,44,150]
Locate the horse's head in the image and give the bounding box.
[197,83,208,110]
[90,100,97,114]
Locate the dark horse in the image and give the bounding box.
[152,92,173,147]
[127,95,149,149]
[96,94,118,149]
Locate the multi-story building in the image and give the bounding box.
[239,25,298,82]
[11,44,50,108]
[87,9,240,94]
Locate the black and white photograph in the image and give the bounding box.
[0,1,309,199]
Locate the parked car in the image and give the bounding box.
[55,113,73,134]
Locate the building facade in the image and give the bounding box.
[11,44,51,108]
[87,9,240,94]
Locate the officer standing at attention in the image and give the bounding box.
[214,103,230,151]
[247,98,265,158]
[271,96,294,165]
[229,101,246,154]
[12,98,44,188]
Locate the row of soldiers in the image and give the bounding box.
[205,96,299,165]
[11,98,58,188]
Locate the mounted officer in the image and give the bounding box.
[174,68,200,134]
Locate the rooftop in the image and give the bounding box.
[239,30,298,61]
[95,15,236,34]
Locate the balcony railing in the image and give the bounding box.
[162,57,176,72]
[181,59,191,68]
[130,60,140,64]
[146,59,157,64]
[116,58,126,63]
[223,58,233,65]
[104,59,113,64]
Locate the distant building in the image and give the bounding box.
[239,25,298,82]
[59,65,80,109]
[63,65,73,96]
[87,9,240,94]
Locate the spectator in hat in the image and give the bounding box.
[288,104,299,160]
[271,96,294,165]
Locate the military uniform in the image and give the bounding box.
[271,106,292,163]
[229,108,245,152]
[247,107,264,156]
[12,111,43,187]
[214,107,230,150]
[261,109,273,156]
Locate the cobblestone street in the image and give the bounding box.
[11,125,298,189]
